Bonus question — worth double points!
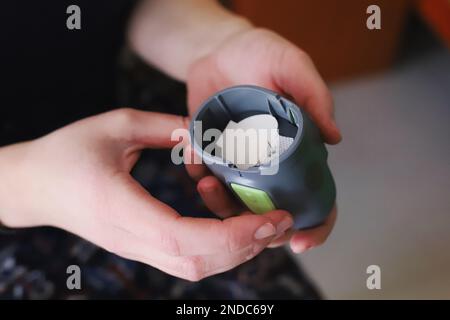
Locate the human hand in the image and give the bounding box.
[0,109,294,280]
[186,28,341,253]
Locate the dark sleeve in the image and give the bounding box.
[0,0,138,145]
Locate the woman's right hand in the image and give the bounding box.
[0,108,293,281]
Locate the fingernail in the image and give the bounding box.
[276,217,293,235]
[254,223,276,240]
[293,244,312,254]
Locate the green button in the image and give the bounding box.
[230,183,276,214]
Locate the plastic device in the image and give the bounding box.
[189,85,336,229]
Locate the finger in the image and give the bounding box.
[105,108,190,148]
[273,48,342,144]
[184,144,209,181]
[110,173,293,257]
[290,205,337,253]
[121,235,272,282]
[193,232,273,280]
[166,209,292,256]
[197,176,242,218]
[105,214,274,282]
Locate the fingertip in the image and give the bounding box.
[198,176,241,218]
[330,131,343,145]
[186,163,208,182]
[323,121,342,145]
[325,135,342,145]
[197,176,220,193]
[261,210,294,237]
[290,238,313,254]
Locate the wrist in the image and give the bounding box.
[0,142,33,228]
[187,15,254,70]
[128,0,254,81]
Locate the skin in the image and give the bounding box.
[0,0,341,281]
[184,28,340,253]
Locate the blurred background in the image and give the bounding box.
[227,0,450,299]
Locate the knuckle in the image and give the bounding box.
[250,28,278,41]
[111,108,138,127]
[179,256,205,282]
[277,47,313,75]
[224,221,246,253]
[158,232,182,257]
[295,48,313,64]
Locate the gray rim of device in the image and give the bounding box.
[189,85,305,172]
